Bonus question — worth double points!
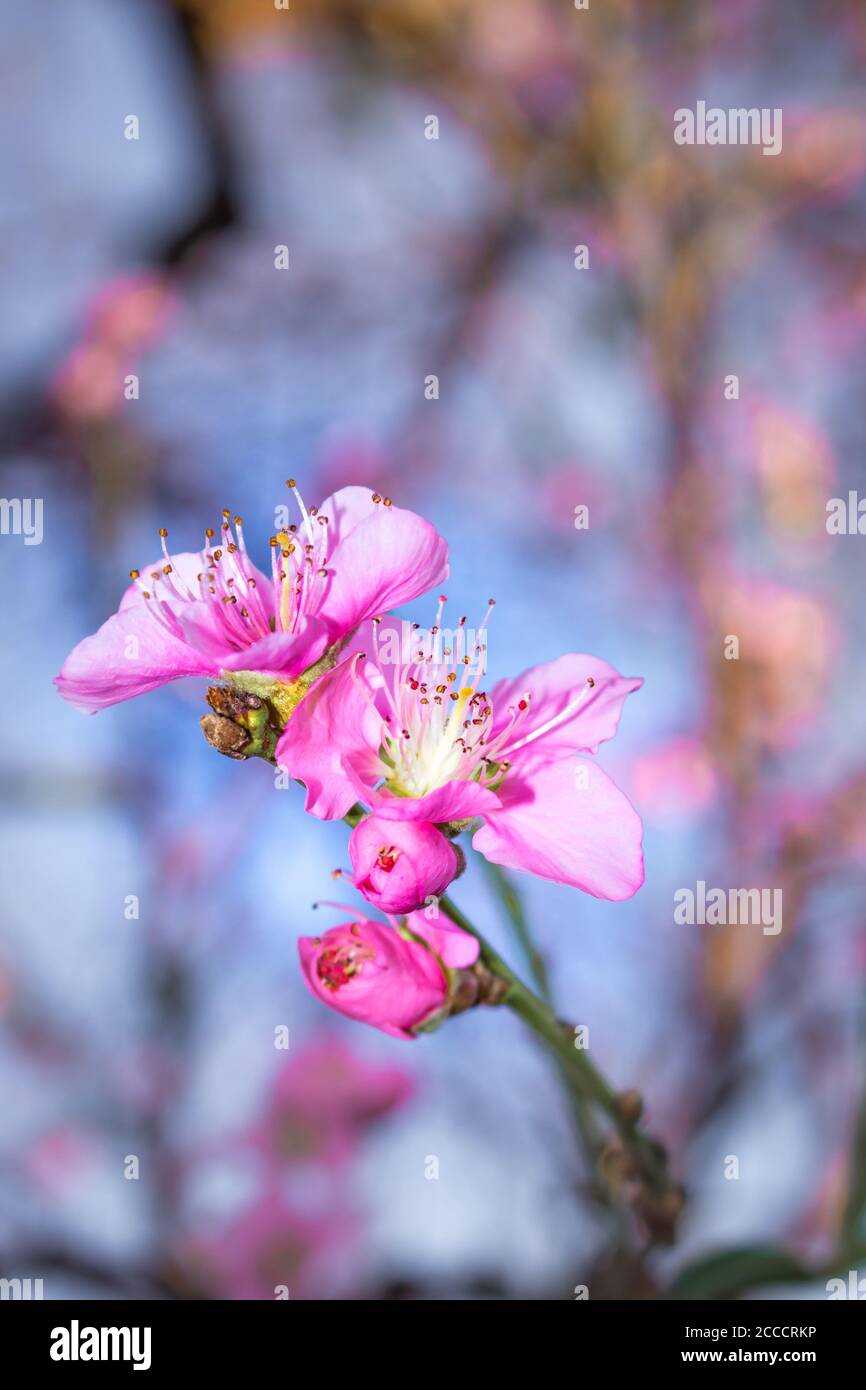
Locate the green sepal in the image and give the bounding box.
[224,644,343,730]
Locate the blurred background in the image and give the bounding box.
[1,0,866,1300]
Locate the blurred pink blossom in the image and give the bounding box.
[52,272,175,423]
[27,1128,98,1195]
[251,1036,414,1166]
[633,736,718,826]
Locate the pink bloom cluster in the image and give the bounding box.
[56,483,644,1039]
[280,609,644,902]
[252,1035,415,1164]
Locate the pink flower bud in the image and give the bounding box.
[298,918,448,1039]
[349,816,459,914]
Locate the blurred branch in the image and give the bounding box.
[0,1246,173,1300]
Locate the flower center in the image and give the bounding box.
[316,931,375,990]
[363,597,516,799]
[376,846,400,873]
[128,484,389,654]
[352,597,599,801]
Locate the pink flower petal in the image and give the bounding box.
[276,659,382,818]
[54,605,219,713]
[119,551,213,611]
[472,755,644,899]
[314,485,385,548]
[405,909,480,968]
[490,654,642,759]
[316,505,448,638]
[220,616,331,680]
[361,779,501,823]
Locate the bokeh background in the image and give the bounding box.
[2,0,866,1300]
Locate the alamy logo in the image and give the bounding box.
[0,497,43,545]
[674,101,782,156]
[826,491,866,534]
[0,1276,43,1299]
[376,619,487,674]
[826,1270,866,1299]
[674,881,782,936]
[50,1321,152,1372]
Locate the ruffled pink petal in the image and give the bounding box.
[118,551,206,611]
[316,505,448,638]
[490,654,643,760]
[314,486,384,549]
[333,618,409,721]
[55,604,219,713]
[275,658,382,819]
[472,755,644,900]
[220,616,331,680]
[405,910,480,968]
[170,600,247,664]
[360,780,501,823]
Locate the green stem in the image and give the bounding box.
[479,863,623,1219]
[441,893,673,1202]
[480,859,553,1004]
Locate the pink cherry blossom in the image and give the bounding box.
[27,1127,98,1196]
[298,908,478,1039]
[632,735,718,825]
[54,485,448,713]
[252,1036,414,1165]
[349,814,460,914]
[272,1035,414,1122]
[52,272,176,424]
[278,604,644,900]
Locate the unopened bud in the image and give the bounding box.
[616,1088,644,1124]
[203,684,277,761]
[447,969,481,1015]
[472,961,509,1006]
[206,685,264,718]
[200,713,250,759]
